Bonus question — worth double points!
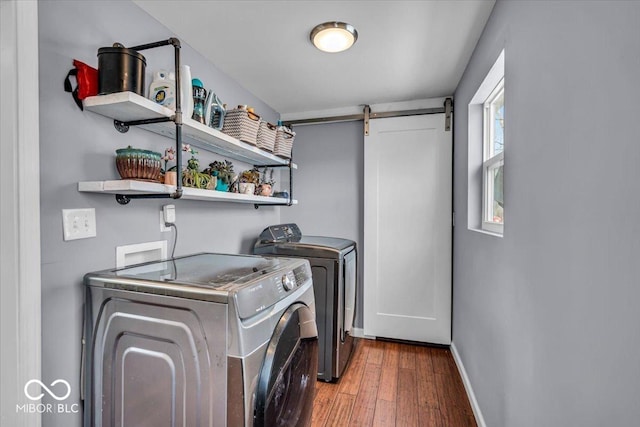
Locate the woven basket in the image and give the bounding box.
[221,108,261,145]
[273,126,295,159]
[256,121,277,152]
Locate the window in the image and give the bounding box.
[482,79,504,233]
[467,49,504,235]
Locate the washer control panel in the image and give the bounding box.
[234,260,311,319]
[281,273,296,291]
[258,223,302,243]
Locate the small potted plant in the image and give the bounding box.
[181,145,214,190]
[162,144,206,187]
[161,147,177,185]
[238,167,260,195]
[257,167,275,197]
[207,160,235,192]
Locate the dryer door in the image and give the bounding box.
[254,303,318,427]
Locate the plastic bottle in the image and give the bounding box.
[191,78,207,124]
[148,70,176,110]
[204,91,226,130]
[179,65,193,120]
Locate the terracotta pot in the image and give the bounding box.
[164,171,177,186]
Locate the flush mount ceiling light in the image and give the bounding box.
[310,21,358,53]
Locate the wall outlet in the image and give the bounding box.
[62,208,96,241]
[163,204,176,224]
[160,211,170,232]
[160,204,176,232]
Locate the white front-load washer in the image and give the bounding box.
[83,252,318,427]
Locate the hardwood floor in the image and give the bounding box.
[312,338,477,427]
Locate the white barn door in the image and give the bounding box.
[364,114,452,344]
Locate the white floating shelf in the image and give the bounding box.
[82,91,174,121]
[83,92,296,168]
[78,180,297,205]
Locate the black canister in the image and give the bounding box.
[97,43,147,96]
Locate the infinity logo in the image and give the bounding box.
[24,379,71,401]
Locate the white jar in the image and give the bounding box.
[179,65,193,120]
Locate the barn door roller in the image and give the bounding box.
[444,97,453,131]
[364,105,370,136]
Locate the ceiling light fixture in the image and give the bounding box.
[310,21,358,53]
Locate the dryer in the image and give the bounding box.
[83,252,317,427]
[254,224,357,382]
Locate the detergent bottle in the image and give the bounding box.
[191,78,207,124]
[148,70,176,110]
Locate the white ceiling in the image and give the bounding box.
[134,0,495,117]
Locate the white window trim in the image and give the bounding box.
[482,78,504,234]
[467,49,505,237]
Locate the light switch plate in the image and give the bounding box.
[62,208,97,241]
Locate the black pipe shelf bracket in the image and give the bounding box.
[110,37,184,204]
[253,156,295,209]
[90,37,297,207]
[113,116,176,134]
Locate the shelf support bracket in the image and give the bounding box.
[114,116,176,133]
[115,194,130,205]
[115,193,174,204]
[114,120,130,133]
[253,157,294,209]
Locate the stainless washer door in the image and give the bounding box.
[254,303,318,427]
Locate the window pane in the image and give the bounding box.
[489,164,504,224]
[491,90,504,156]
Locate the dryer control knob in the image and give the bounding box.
[282,274,295,291]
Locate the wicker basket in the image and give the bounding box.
[273,126,295,159]
[256,121,277,152]
[221,108,261,145]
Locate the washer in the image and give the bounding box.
[254,224,357,382]
[83,252,317,427]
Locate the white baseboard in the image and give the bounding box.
[451,342,486,427]
[350,327,364,338]
[350,327,372,339]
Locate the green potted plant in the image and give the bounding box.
[181,145,215,190]
[207,160,235,192]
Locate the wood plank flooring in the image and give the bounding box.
[312,338,477,427]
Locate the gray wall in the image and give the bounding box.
[453,1,640,426]
[280,121,364,327]
[38,1,281,426]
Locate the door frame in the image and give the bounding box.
[0,1,41,425]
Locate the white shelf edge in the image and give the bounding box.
[78,180,297,205]
[83,91,174,121]
[83,92,297,168]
